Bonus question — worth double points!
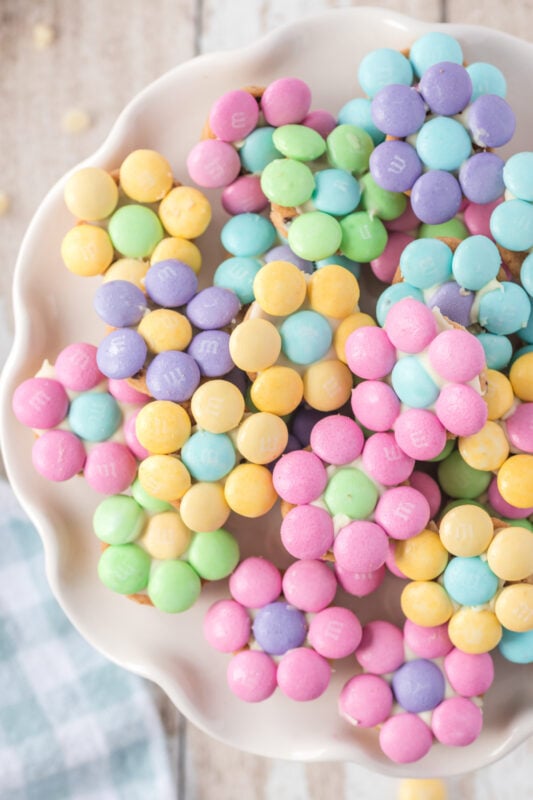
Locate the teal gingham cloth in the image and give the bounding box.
[0,481,177,800]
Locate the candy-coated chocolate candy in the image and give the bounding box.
[239,126,281,173]
[221,174,268,216]
[444,648,494,696]
[487,526,533,581]
[108,204,164,259]
[309,415,364,465]
[408,471,441,519]
[251,366,304,415]
[273,123,326,161]
[444,555,499,605]
[280,310,332,365]
[84,442,137,494]
[144,259,198,308]
[64,166,119,221]
[308,264,360,319]
[226,650,277,702]
[439,504,494,557]
[499,628,533,664]
[510,353,533,401]
[335,564,386,597]
[288,212,343,262]
[403,620,452,659]
[358,47,413,96]
[308,607,362,659]
[130,479,173,513]
[356,620,405,674]
[394,530,448,581]
[54,342,103,391]
[416,117,471,172]
[61,224,114,276]
[261,157,315,207]
[384,297,438,353]
[187,139,241,188]
[214,256,262,304]
[458,421,509,471]
[148,559,201,613]
[97,328,147,380]
[435,383,488,437]
[119,149,173,202]
[135,400,191,454]
[371,231,414,283]
[340,211,388,262]
[145,351,200,402]
[467,93,515,147]
[303,360,352,412]
[94,280,147,328]
[375,484,430,542]
[371,83,425,137]
[98,543,150,595]
[394,408,447,461]
[32,429,85,481]
[506,403,533,453]
[190,380,245,434]
[254,260,308,317]
[419,61,472,115]
[376,283,424,327]
[359,172,407,221]
[338,96,385,144]
[334,520,389,573]
[448,607,502,654]
[370,140,422,193]
[392,357,439,409]
[181,430,236,482]
[224,463,277,517]
[280,504,334,560]
[437,450,492,499]
[398,779,447,800]
[351,380,400,433]
[392,658,445,712]
[323,466,379,519]
[261,77,311,126]
[467,62,507,101]
[345,326,396,380]
[141,511,191,560]
[13,377,69,429]
[221,212,276,257]
[379,713,433,763]
[229,557,282,608]
[186,286,240,330]
[495,584,533,632]
[459,152,505,205]
[339,674,393,728]
[203,599,251,653]
[209,89,259,141]
[302,109,337,138]
[150,236,202,273]
[187,528,239,580]
[137,454,191,502]
[282,559,336,613]
[432,696,483,746]
[312,168,361,216]
[93,495,145,545]
[410,170,462,225]
[277,647,331,702]
[401,580,454,627]
[236,412,288,464]
[69,391,121,442]
[484,369,514,421]
[428,330,485,383]
[410,32,463,77]
[253,601,307,655]
[188,330,233,378]
[497,454,533,509]
[179,481,230,532]
[362,432,415,486]
[229,318,281,373]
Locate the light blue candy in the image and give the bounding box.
[452,235,501,291]
[400,238,452,289]
[214,256,262,304]
[240,127,281,173]
[415,117,471,172]
[391,356,439,408]
[409,32,463,78]
[490,199,533,251]
[68,392,121,442]
[221,213,276,257]
[476,333,513,370]
[316,254,361,278]
[312,169,361,217]
[279,310,333,365]
[499,627,533,664]
[358,48,413,98]
[443,556,499,606]
[517,298,533,343]
[502,152,533,201]
[521,252,533,296]
[337,97,385,145]
[376,283,424,326]
[511,343,533,363]
[467,62,507,102]
[478,282,532,335]
[181,431,236,482]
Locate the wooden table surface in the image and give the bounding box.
[2,1,533,797]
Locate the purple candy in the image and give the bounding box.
[144,259,198,308]
[186,286,241,330]
[96,328,147,379]
[291,406,328,447]
[427,280,474,328]
[467,94,516,148]
[187,330,233,377]
[410,170,462,224]
[225,366,248,395]
[265,244,314,274]
[419,62,472,116]
[266,433,301,472]
[371,84,426,138]
[459,152,505,204]
[146,351,200,401]
[370,140,423,193]
[392,658,445,713]
[252,601,307,655]
[93,280,147,327]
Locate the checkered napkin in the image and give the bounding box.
[0,480,177,800]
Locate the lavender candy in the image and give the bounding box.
[188,330,233,377]
[369,140,423,193]
[410,170,462,225]
[265,244,314,274]
[427,281,475,328]
[144,259,198,308]
[459,152,505,205]
[391,658,445,713]
[93,280,147,327]
[186,286,241,330]
[419,62,472,116]
[96,328,147,379]
[291,406,329,447]
[371,84,426,138]
[467,94,516,148]
[146,350,200,402]
[252,601,307,655]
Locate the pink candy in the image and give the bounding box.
[384,298,438,354]
[276,647,331,701]
[226,650,277,703]
[403,620,453,659]
[309,414,364,465]
[379,713,433,763]
[272,450,328,505]
[444,648,494,696]
[431,696,483,747]
[351,381,400,432]
[355,620,405,675]
[229,557,282,608]
[408,471,442,519]
[505,403,533,453]
[203,599,251,653]
[282,559,336,613]
[280,504,334,560]
[108,378,150,405]
[32,429,86,481]
[334,564,386,597]
[208,89,259,142]
[187,139,241,188]
[333,520,389,572]
[345,327,396,379]
[302,109,337,138]
[371,232,414,284]
[361,432,414,485]
[308,606,362,659]
[435,383,488,436]
[13,377,69,429]
[428,329,486,383]
[374,486,430,540]
[124,410,150,460]
[54,342,103,391]
[84,442,137,494]
[488,477,533,518]
[393,408,447,460]
[261,77,312,126]
[339,674,393,728]
[221,174,268,215]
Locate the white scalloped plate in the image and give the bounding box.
[2,6,533,778]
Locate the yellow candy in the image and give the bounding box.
[253,261,307,316]
[119,149,173,203]
[135,401,191,454]
[158,186,211,239]
[448,607,502,654]
[179,482,230,532]
[458,420,509,471]
[494,583,533,632]
[497,454,533,508]
[398,779,447,800]
[229,318,281,372]
[141,511,191,559]
[400,580,454,627]
[334,312,376,363]
[190,380,245,434]
[394,530,448,581]
[224,463,277,517]
[138,455,191,502]
[251,366,303,416]
[307,264,360,318]
[303,359,352,411]
[102,258,148,291]
[138,309,192,353]
[236,413,288,464]
[150,236,202,273]
[64,166,118,221]
[509,352,533,401]
[61,224,114,276]
[438,505,494,557]
[487,525,533,581]
[484,369,514,420]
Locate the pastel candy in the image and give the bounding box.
[276,647,331,701]
[55,343,103,391]
[13,377,69,429]
[339,674,393,727]
[203,599,251,653]
[32,429,86,481]
[226,650,277,702]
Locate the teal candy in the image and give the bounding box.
[316,254,361,278]
[400,238,453,289]
[358,48,413,97]
[221,213,276,257]
[376,282,424,326]
[391,357,440,408]
[68,392,121,442]
[478,282,531,335]
[337,97,385,144]
[452,235,501,291]
[511,344,533,364]
[240,126,282,173]
[520,253,533,296]
[279,310,333,365]
[148,560,201,613]
[443,556,499,606]
[502,152,533,201]
[499,627,533,663]
[517,298,533,343]
[93,495,145,545]
[467,63,507,102]
[476,333,513,370]
[131,478,174,513]
[186,528,240,580]
[214,256,262,303]
[490,199,533,251]
[272,124,326,161]
[260,158,315,206]
[108,205,164,258]
[181,430,236,482]
[409,32,463,78]
[415,117,471,172]
[97,543,151,595]
[312,169,361,216]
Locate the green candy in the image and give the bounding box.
[340,211,388,262]
[272,124,326,162]
[93,495,146,545]
[437,450,492,499]
[359,173,407,221]
[131,478,174,513]
[186,528,240,581]
[326,125,374,174]
[260,158,315,207]
[323,468,379,519]
[288,211,342,261]
[426,438,455,463]
[440,499,486,516]
[108,204,164,258]
[497,518,533,531]
[98,543,151,595]
[148,560,201,613]
[418,218,469,240]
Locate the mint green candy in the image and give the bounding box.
[108,204,164,258]
[260,158,315,206]
[187,528,239,581]
[324,468,379,519]
[437,450,492,499]
[131,478,174,513]
[272,124,326,162]
[148,560,201,613]
[419,218,469,240]
[441,499,486,516]
[93,495,145,545]
[498,518,533,531]
[427,438,455,463]
[359,173,407,221]
[288,211,342,261]
[340,211,387,261]
[98,543,151,595]
[326,125,374,174]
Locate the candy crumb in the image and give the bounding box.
[32,22,55,49]
[61,108,91,134]
[398,779,447,800]
[0,192,10,216]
